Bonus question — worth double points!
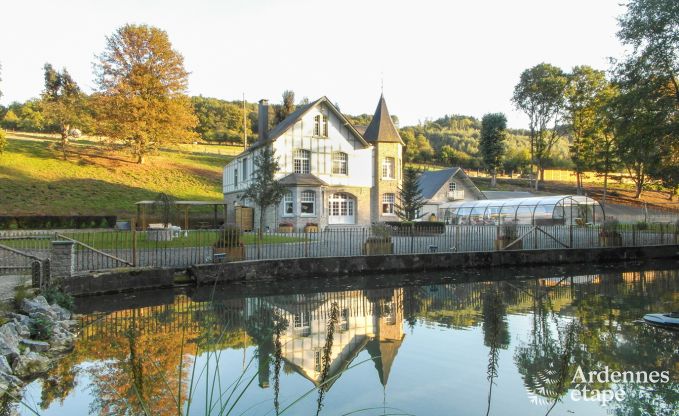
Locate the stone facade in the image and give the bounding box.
[371,141,403,223]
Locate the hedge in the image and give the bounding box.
[0,216,117,230]
[383,221,446,235]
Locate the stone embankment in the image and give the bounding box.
[0,296,77,392]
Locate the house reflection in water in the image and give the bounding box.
[245,288,405,390]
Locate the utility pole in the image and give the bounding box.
[243,92,247,149]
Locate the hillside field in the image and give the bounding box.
[0,133,240,217]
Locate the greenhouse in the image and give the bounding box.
[438,195,605,226]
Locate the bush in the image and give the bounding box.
[30,316,53,340]
[382,221,446,235]
[636,221,649,231]
[0,215,117,230]
[42,287,74,311]
[14,286,32,311]
[601,219,621,237]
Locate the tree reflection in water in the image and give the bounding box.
[29,267,679,416]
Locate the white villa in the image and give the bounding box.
[222,95,484,230]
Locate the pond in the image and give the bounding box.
[13,261,679,416]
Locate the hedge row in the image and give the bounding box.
[383,221,446,235]
[0,216,117,230]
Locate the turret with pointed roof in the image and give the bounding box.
[368,94,404,222]
[363,95,405,145]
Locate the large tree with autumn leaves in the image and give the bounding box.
[94,24,197,164]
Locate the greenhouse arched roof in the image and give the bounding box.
[437,195,604,225]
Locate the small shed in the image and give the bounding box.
[134,200,229,230]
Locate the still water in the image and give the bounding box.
[17,261,679,416]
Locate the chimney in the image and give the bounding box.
[258,99,269,142]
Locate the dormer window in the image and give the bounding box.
[314,115,329,137]
[294,149,311,174]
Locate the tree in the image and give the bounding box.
[589,83,620,204]
[615,0,679,199]
[564,66,609,194]
[610,78,661,199]
[440,145,472,167]
[415,134,434,162]
[241,146,286,239]
[0,129,6,156]
[479,113,507,187]
[42,63,88,158]
[94,24,198,163]
[396,167,425,221]
[274,90,296,124]
[512,63,568,190]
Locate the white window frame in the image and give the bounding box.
[322,115,328,137]
[332,152,348,175]
[382,157,395,179]
[449,181,456,192]
[283,191,294,217]
[234,168,238,188]
[382,193,395,215]
[314,115,321,136]
[300,190,316,216]
[294,149,311,174]
[242,158,248,181]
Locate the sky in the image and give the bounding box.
[0,0,627,129]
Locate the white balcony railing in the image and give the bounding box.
[447,190,465,200]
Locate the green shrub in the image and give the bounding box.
[636,221,649,230]
[14,286,32,311]
[42,287,74,311]
[30,316,53,340]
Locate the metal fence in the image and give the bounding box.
[1,222,679,275]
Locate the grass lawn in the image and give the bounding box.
[0,133,244,217]
[0,230,307,250]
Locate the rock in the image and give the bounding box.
[20,296,52,316]
[12,352,50,378]
[28,309,57,321]
[0,371,22,393]
[0,324,21,361]
[50,304,71,321]
[0,356,12,374]
[20,339,50,353]
[49,327,74,353]
[9,316,31,339]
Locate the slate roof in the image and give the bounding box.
[363,94,404,145]
[418,168,461,199]
[248,96,369,150]
[278,173,328,187]
[417,167,486,201]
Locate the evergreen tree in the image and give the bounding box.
[242,146,286,238]
[396,167,425,221]
[479,113,507,187]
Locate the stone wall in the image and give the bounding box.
[61,245,679,296]
[192,245,679,285]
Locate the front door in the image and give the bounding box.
[328,193,356,225]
